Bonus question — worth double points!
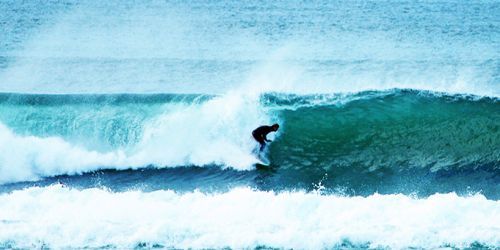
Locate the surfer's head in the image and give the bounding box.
[271,123,279,131]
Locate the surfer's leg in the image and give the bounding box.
[253,132,266,151]
[259,142,265,151]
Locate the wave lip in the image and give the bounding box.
[0,186,498,249]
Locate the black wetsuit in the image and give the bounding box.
[252,125,274,150]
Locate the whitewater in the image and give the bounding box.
[0,0,499,249]
[1,185,499,249]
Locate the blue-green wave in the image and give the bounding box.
[0,89,498,197]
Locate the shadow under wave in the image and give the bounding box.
[0,161,498,200]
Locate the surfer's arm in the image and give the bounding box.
[263,134,271,142]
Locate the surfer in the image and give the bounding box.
[252,123,279,151]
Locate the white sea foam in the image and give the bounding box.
[129,92,272,169]
[0,123,128,183]
[0,91,275,183]
[0,186,498,249]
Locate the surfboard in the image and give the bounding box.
[254,162,270,170]
[253,148,271,170]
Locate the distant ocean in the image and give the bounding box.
[0,0,499,249]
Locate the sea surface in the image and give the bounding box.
[0,0,499,249]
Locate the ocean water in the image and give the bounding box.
[0,0,499,249]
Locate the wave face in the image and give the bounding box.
[0,90,498,198]
[266,90,500,197]
[0,93,211,151]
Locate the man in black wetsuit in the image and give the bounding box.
[252,123,279,151]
